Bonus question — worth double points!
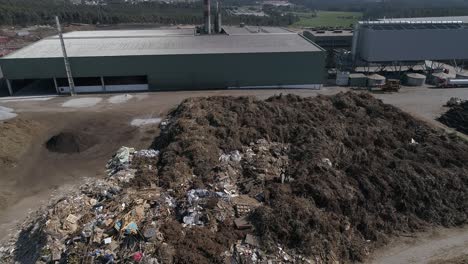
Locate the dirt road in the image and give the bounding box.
[367,226,468,264]
[0,87,467,262]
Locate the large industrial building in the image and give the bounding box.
[351,17,468,63]
[0,26,326,96]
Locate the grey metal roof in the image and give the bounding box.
[60,29,196,38]
[378,16,468,23]
[223,26,293,35]
[4,28,321,59]
[361,23,465,30]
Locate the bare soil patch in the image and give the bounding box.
[430,255,468,264]
[45,131,97,153]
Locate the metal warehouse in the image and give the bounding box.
[303,30,354,50]
[0,26,326,96]
[351,18,468,63]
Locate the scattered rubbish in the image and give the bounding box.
[124,222,138,235]
[219,150,242,163]
[104,237,112,244]
[143,227,157,239]
[234,216,252,230]
[106,146,135,175]
[134,149,160,158]
[321,158,333,167]
[446,97,463,107]
[133,252,143,262]
[244,234,260,247]
[160,119,170,128]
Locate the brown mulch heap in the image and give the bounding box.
[153,92,468,262]
[438,100,468,135]
[3,92,468,264]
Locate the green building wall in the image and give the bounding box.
[0,51,326,90]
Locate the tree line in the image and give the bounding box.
[288,0,468,19]
[0,0,297,26]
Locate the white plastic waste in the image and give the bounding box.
[321,158,333,167]
[219,150,242,163]
[134,149,160,158]
[114,147,135,164]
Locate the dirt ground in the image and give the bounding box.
[0,86,467,263]
[367,226,468,264]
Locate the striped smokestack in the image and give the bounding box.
[204,0,211,34]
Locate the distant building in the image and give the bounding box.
[303,30,353,49]
[0,27,326,96]
[352,16,468,63]
[303,29,354,68]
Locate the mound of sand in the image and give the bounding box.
[0,119,42,168]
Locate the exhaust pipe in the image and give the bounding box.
[204,0,211,34]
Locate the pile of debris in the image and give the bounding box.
[438,98,468,134]
[2,92,468,263]
[1,146,167,263]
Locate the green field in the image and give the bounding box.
[292,11,363,28]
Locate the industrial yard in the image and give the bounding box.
[0,0,468,262]
[0,86,467,263]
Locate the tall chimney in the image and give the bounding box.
[215,0,222,33]
[204,0,211,34]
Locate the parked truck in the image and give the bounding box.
[436,78,468,88]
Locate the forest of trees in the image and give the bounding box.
[1,0,468,27]
[0,0,298,26]
[288,0,468,19]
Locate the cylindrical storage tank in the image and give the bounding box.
[349,73,367,87]
[336,71,350,86]
[456,71,468,79]
[406,73,426,86]
[367,74,386,87]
